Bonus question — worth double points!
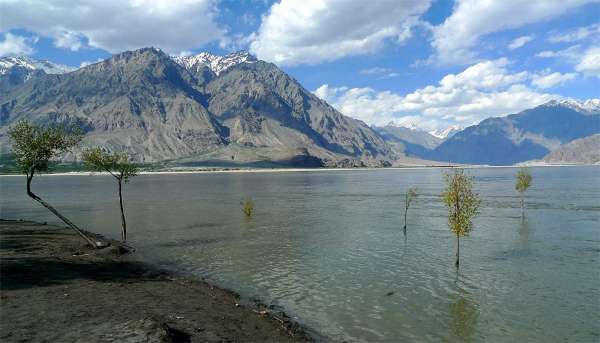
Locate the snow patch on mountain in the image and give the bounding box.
[429,125,464,139]
[544,99,600,114]
[173,51,257,76]
[0,56,75,75]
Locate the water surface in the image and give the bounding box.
[1,166,599,342]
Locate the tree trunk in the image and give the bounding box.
[403,205,408,231]
[455,234,460,269]
[521,195,524,218]
[118,178,127,242]
[26,169,98,248]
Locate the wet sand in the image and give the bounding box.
[0,220,317,342]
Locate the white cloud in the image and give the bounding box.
[314,59,560,130]
[535,44,582,59]
[53,30,85,51]
[249,0,430,65]
[0,0,224,54]
[575,47,600,77]
[0,33,36,56]
[508,35,534,50]
[548,23,600,43]
[432,0,595,64]
[531,71,577,88]
[359,67,400,79]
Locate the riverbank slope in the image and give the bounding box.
[0,220,314,342]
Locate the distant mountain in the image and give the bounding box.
[424,100,600,165]
[374,123,441,158]
[543,134,600,164]
[429,125,464,140]
[0,49,395,167]
[0,56,76,96]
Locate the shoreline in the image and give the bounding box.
[0,163,597,177]
[0,219,319,342]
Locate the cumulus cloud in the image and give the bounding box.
[0,0,224,54]
[575,47,600,77]
[531,71,577,88]
[548,23,600,43]
[508,35,534,50]
[314,59,560,130]
[0,33,36,56]
[249,0,430,65]
[432,0,594,64]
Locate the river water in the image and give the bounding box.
[1,166,599,342]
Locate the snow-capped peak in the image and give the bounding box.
[429,125,464,139]
[544,99,600,114]
[173,51,257,76]
[0,56,75,75]
[385,121,423,131]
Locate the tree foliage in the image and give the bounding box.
[241,197,255,218]
[442,169,480,237]
[82,148,138,182]
[8,119,82,174]
[515,167,532,194]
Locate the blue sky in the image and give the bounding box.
[0,0,598,130]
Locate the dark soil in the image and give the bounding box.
[0,220,317,342]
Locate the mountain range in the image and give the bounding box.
[0,49,396,168]
[0,50,598,168]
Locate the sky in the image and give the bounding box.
[0,0,599,131]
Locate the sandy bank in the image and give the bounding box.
[0,220,316,343]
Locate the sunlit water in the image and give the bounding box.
[1,166,599,342]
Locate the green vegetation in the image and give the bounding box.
[515,167,532,217]
[83,148,138,241]
[7,119,98,247]
[241,197,255,218]
[442,169,480,269]
[403,187,418,235]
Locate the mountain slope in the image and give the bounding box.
[424,100,600,165]
[543,134,600,164]
[0,49,395,167]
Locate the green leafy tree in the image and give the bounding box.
[241,197,254,218]
[403,187,418,235]
[442,169,480,269]
[82,148,138,241]
[515,167,532,217]
[8,119,99,247]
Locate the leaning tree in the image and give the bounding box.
[82,148,138,241]
[8,119,99,247]
[442,169,480,269]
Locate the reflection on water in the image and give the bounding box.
[1,166,599,342]
[447,287,479,342]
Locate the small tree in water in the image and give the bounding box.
[403,187,418,235]
[83,148,138,241]
[442,169,480,269]
[515,167,532,218]
[241,197,254,218]
[8,120,99,247]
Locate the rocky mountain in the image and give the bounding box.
[543,134,600,164]
[0,48,395,167]
[374,123,441,158]
[0,56,75,96]
[422,100,600,165]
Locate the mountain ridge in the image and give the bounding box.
[0,48,396,167]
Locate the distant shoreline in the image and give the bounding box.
[0,162,597,177]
